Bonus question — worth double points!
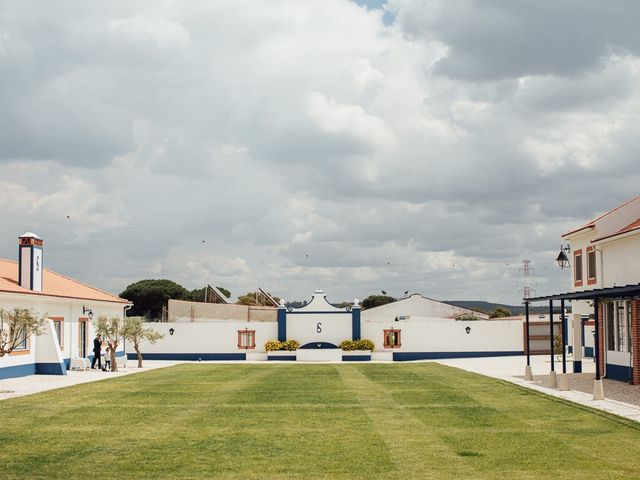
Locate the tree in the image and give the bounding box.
[489,306,512,318]
[236,291,281,306]
[95,316,124,372]
[0,308,45,357]
[120,279,191,320]
[361,295,397,310]
[189,286,231,302]
[122,317,164,368]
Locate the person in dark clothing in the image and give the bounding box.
[91,334,103,369]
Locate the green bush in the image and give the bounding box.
[339,340,357,351]
[356,339,374,351]
[282,339,300,351]
[264,340,282,351]
[340,339,374,351]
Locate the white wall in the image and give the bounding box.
[361,318,523,353]
[600,234,640,288]
[127,317,523,357]
[286,313,352,346]
[0,292,126,374]
[128,321,278,354]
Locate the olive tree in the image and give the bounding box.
[0,308,45,357]
[122,317,164,368]
[95,316,124,372]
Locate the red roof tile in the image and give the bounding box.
[592,217,640,243]
[562,195,640,238]
[0,259,128,304]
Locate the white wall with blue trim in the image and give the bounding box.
[0,293,127,379]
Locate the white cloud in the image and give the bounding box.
[0,0,639,304]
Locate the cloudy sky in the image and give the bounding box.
[1,0,639,305]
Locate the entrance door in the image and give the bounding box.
[79,319,88,358]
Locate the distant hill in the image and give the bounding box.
[444,300,564,316]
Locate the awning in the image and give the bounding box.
[525,283,640,303]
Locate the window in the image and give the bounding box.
[573,249,583,286]
[50,317,64,350]
[587,247,597,285]
[605,300,631,352]
[237,329,256,349]
[383,329,402,348]
[9,326,29,354]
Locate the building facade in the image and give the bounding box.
[561,196,640,382]
[0,233,130,380]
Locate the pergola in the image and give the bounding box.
[525,283,640,395]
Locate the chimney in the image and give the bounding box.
[18,232,44,292]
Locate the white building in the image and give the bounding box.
[559,195,640,382]
[0,233,130,379]
[361,293,489,320]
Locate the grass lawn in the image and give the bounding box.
[1,363,640,479]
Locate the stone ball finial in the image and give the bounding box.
[353,298,360,306]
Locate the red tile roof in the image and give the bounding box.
[0,259,128,304]
[562,195,640,238]
[592,217,640,243]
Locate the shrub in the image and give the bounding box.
[340,339,374,351]
[356,339,374,351]
[264,340,282,351]
[282,339,300,351]
[339,340,357,351]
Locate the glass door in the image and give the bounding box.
[79,319,87,358]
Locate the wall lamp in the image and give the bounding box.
[556,243,571,270]
[169,328,175,336]
[82,306,94,320]
[465,326,471,334]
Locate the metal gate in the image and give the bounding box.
[524,321,562,355]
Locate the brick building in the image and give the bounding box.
[528,196,640,385]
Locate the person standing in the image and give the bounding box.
[91,333,103,370]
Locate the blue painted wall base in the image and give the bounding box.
[0,363,37,380]
[342,355,371,362]
[127,353,246,361]
[267,355,296,361]
[573,360,582,373]
[36,362,67,375]
[606,363,632,382]
[393,350,523,361]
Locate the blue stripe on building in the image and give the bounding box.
[0,363,37,380]
[267,355,296,361]
[392,350,523,361]
[277,308,287,342]
[351,308,361,341]
[35,362,67,375]
[606,363,632,382]
[342,355,371,362]
[127,353,246,361]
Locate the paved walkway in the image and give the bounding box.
[0,360,179,401]
[434,355,640,423]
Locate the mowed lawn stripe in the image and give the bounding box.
[2,363,640,479]
[339,364,477,480]
[399,363,640,478]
